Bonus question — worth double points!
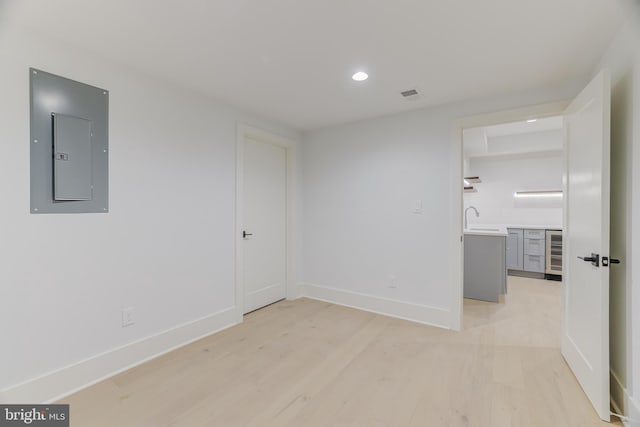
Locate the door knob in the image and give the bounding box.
[578,253,599,267]
[243,230,253,239]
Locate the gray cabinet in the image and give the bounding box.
[464,234,507,302]
[524,254,545,272]
[523,229,545,273]
[524,229,545,239]
[506,228,546,273]
[524,238,545,256]
[506,228,523,270]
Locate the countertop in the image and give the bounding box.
[502,224,562,230]
[466,223,562,233]
[463,225,508,237]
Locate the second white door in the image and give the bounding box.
[562,69,611,421]
[242,137,287,314]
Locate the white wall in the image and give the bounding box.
[301,109,453,317]
[0,23,298,400]
[300,80,586,327]
[464,152,563,227]
[601,4,640,422]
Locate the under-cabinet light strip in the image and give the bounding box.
[514,190,563,198]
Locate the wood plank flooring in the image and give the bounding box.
[60,277,621,426]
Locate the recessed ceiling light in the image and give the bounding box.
[526,119,537,123]
[352,71,368,82]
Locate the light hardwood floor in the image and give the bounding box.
[60,277,621,426]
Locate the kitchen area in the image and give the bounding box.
[462,116,564,303]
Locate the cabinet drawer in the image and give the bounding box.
[524,229,545,239]
[524,254,545,273]
[524,238,545,256]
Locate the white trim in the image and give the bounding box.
[449,123,464,330]
[611,369,640,426]
[1,306,237,404]
[450,101,569,330]
[298,282,451,329]
[235,124,298,322]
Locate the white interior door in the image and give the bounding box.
[562,69,611,421]
[242,137,287,314]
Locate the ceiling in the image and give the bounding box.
[463,116,564,158]
[3,0,633,130]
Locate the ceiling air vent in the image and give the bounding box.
[400,88,421,101]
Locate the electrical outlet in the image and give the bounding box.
[388,275,397,288]
[121,307,135,327]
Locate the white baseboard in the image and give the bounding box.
[1,307,238,404]
[298,282,451,329]
[611,369,640,426]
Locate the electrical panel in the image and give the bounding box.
[30,68,108,214]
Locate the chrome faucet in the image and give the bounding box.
[464,206,479,229]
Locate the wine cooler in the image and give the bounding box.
[545,229,563,277]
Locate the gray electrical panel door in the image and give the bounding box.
[53,114,93,201]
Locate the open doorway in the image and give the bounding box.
[452,71,613,421]
[461,115,565,339]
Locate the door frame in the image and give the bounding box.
[235,124,298,323]
[450,101,569,331]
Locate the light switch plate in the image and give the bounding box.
[121,308,135,327]
[413,199,423,214]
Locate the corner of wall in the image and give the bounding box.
[298,282,451,329]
